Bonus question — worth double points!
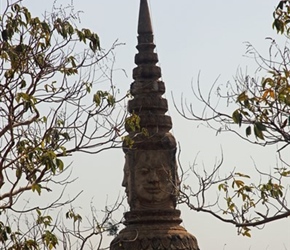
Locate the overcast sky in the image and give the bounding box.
[4,1,290,249]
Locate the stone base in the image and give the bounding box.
[110,210,200,250]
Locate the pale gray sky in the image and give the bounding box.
[4,1,290,249]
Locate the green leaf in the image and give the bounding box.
[107,95,115,106]
[41,21,50,33]
[254,124,264,140]
[122,136,134,149]
[273,19,284,34]
[55,158,64,171]
[0,231,8,241]
[76,29,85,42]
[232,109,242,126]
[93,93,101,107]
[281,170,290,177]
[82,28,92,37]
[19,79,26,89]
[16,168,22,178]
[245,126,251,137]
[125,113,141,132]
[23,8,31,23]
[242,228,251,237]
[36,208,41,216]
[5,226,11,234]
[218,183,227,192]
[31,183,41,195]
[88,33,100,52]
[235,172,250,178]
[255,121,266,131]
[244,186,253,192]
[233,180,244,188]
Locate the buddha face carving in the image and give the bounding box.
[136,154,170,199]
[122,150,178,209]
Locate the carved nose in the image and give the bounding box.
[149,170,159,183]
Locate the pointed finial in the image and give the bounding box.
[138,0,153,34]
[123,0,176,151]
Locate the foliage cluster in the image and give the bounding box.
[0,1,125,248]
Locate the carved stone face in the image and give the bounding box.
[134,150,176,209]
[122,150,177,210]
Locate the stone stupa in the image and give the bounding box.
[110,1,200,249]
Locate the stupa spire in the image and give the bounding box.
[138,0,153,34]
[126,0,174,151]
[110,1,200,249]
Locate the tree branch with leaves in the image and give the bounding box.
[174,0,290,237]
[0,0,127,248]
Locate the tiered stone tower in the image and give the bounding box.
[110,1,200,249]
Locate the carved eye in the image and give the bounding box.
[140,168,149,175]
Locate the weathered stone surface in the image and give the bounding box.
[130,80,165,95]
[128,97,168,113]
[111,210,199,250]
